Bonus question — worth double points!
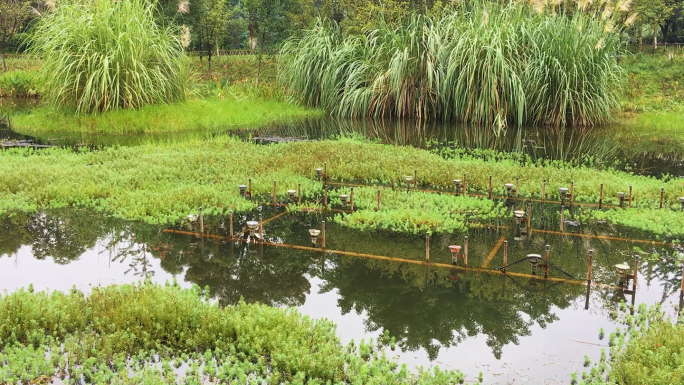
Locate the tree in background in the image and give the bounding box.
[633,0,673,46]
[0,0,28,71]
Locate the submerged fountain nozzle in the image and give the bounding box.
[559,187,569,202]
[239,184,247,196]
[188,214,198,222]
[287,189,297,201]
[449,245,462,264]
[404,175,413,183]
[315,168,323,180]
[453,180,462,195]
[513,210,525,219]
[504,183,514,198]
[246,221,259,232]
[309,229,321,246]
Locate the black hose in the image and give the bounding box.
[547,260,577,279]
[494,257,529,271]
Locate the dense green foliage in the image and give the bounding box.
[0,69,36,97]
[576,304,684,385]
[11,97,321,134]
[0,281,467,384]
[281,2,625,127]
[0,137,682,236]
[31,0,189,113]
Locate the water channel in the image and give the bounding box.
[1,112,683,384]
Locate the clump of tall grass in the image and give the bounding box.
[280,1,628,128]
[31,0,189,114]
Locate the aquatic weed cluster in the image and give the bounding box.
[0,281,468,384]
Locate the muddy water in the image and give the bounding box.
[1,208,681,384]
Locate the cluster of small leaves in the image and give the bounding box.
[574,303,684,385]
[0,281,469,384]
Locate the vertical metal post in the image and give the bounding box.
[199,206,204,234]
[503,241,508,273]
[377,189,381,212]
[599,183,604,209]
[542,179,546,203]
[324,186,328,210]
[324,162,327,188]
[587,249,594,283]
[350,188,355,212]
[229,210,233,240]
[259,213,263,241]
[560,204,565,232]
[463,173,467,196]
[660,188,664,209]
[488,175,493,199]
[633,255,639,292]
[628,185,633,207]
[544,245,550,278]
[570,181,574,206]
[321,221,326,250]
[414,169,418,190]
[391,180,395,190]
[425,233,430,263]
[464,236,469,267]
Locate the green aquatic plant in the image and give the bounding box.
[0,281,468,384]
[280,2,625,127]
[31,0,189,113]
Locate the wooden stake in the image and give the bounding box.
[488,175,493,199]
[425,233,430,263]
[570,180,574,206]
[259,214,263,241]
[248,178,252,200]
[350,188,355,212]
[464,236,469,267]
[560,204,565,232]
[273,180,277,206]
[377,189,381,212]
[324,187,328,210]
[414,169,418,189]
[544,245,550,279]
[628,185,632,207]
[199,206,204,234]
[229,210,233,240]
[599,183,604,209]
[660,188,664,209]
[515,177,519,200]
[542,179,546,203]
[463,173,467,196]
[322,221,326,250]
[633,255,639,292]
[324,162,328,188]
[587,249,594,283]
[527,203,532,236]
[503,241,508,273]
[297,183,301,205]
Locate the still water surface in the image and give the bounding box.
[1,208,682,384]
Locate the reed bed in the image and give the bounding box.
[280,2,626,129]
[31,0,189,114]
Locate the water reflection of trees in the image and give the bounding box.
[2,209,682,362]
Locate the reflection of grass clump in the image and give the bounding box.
[0,281,466,384]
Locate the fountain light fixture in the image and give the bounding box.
[309,229,321,246]
[188,214,198,222]
[527,254,543,275]
[315,168,323,180]
[504,183,514,197]
[449,245,462,264]
[615,262,631,285]
[239,185,247,195]
[287,190,297,200]
[617,192,626,207]
[340,194,349,207]
[247,221,259,232]
[559,187,569,201]
[404,175,413,182]
[513,210,525,219]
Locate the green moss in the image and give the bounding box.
[10,97,322,135]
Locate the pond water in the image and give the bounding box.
[1,203,682,384]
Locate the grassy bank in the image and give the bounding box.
[0,137,683,236]
[0,281,466,384]
[10,98,321,134]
